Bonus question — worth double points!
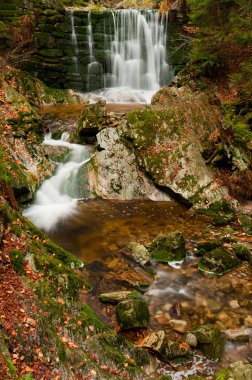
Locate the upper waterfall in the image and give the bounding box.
[108,10,171,91]
[67,8,174,103]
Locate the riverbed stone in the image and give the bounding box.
[215,361,252,380]
[99,290,139,303]
[198,248,240,275]
[169,319,188,333]
[193,324,225,361]
[185,333,198,347]
[149,231,186,264]
[140,330,193,362]
[224,327,251,342]
[116,299,150,330]
[128,242,151,265]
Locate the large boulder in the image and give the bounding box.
[116,299,150,330]
[125,86,229,207]
[87,126,172,200]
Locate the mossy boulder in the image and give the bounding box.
[233,244,252,263]
[196,240,223,257]
[149,231,186,263]
[198,248,240,275]
[193,324,225,361]
[77,100,107,140]
[215,361,252,380]
[116,299,150,330]
[125,86,228,207]
[238,214,252,235]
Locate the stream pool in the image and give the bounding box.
[48,200,252,379]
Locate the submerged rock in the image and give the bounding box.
[193,324,225,361]
[198,248,240,275]
[150,231,186,264]
[116,299,150,330]
[128,242,151,265]
[215,361,252,380]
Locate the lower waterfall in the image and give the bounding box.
[23,133,90,232]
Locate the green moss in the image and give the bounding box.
[10,249,25,275]
[198,248,240,275]
[150,232,186,263]
[233,244,252,263]
[116,299,150,330]
[239,214,252,235]
[193,324,225,361]
[34,278,58,299]
[196,240,223,257]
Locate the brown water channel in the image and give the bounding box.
[48,200,252,379]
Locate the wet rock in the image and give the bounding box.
[196,240,223,257]
[244,315,252,327]
[116,299,150,330]
[215,361,252,380]
[229,299,240,309]
[150,231,186,264]
[99,290,139,304]
[193,324,225,361]
[169,319,188,333]
[140,330,193,362]
[44,145,70,162]
[128,242,151,265]
[185,333,198,347]
[78,100,107,139]
[224,327,251,342]
[198,248,240,275]
[233,244,252,263]
[88,126,171,201]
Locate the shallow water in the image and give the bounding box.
[48,200,252,378]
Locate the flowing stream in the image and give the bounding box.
[23,133,90,232]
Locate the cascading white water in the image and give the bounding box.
[23,133,90,232]
[69,9,79,71]
[89,9,173,104]
[110,10,169,91]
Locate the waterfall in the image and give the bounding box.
[87,12,103,91]
[23,133,90,232]
[68,9,173,103]
[69,9,79,72]
[109,10,170,91]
